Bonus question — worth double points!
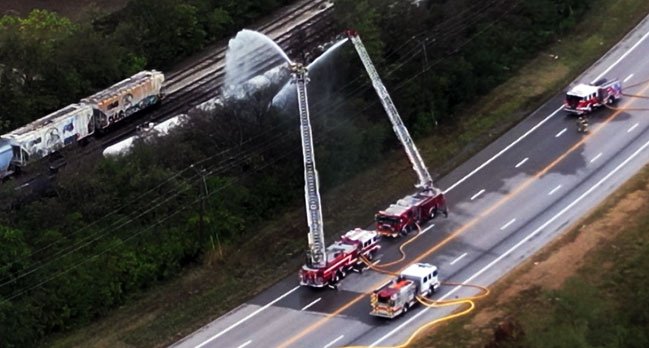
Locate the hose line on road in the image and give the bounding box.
[344,281,489,348]
[370,223,425,269]
[354,242,490,348]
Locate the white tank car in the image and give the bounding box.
[1,103,95,168]
[82,70,165,130]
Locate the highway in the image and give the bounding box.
[172,14,649,348]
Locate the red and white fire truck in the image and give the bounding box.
[370,263,440,318]
[299,228,381,288]
[375,189,446,237]
[291,63,381,289]
[563,78,622,115]
[347,31,448,238]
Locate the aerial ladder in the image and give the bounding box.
[290,62,327,269]
[346,30,437,192]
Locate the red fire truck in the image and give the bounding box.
[375,189,447,238]
[299,228,381,288]
[347,31,448,239]
[563,78,622,115]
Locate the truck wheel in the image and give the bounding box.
[430,207,438,219]
[403,304,409,314]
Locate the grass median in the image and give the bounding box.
[49,0,649,346]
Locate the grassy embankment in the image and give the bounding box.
[49,0,649,346]
[414,163,649,348]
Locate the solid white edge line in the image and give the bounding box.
[196,25,649,348]
[449,252,468,266]
[548,185,562,195]
[420,224,433,235]
[500,218,517,231]
[624,73,634,83]
[301,297,322,311]
[515,157,529,168]
[590,152,603,163]
[628,123,639,133]
[195,286,300,348]
[371,137,649,347]
[324,334,345,348]
[555,128,567,138]
[444,107,562,194]
[470,189,486,200]
[592,30,649,83]
[237,340,253,348]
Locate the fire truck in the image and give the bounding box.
[370,263,440,318]
[375,190,446,237]
[563,78,622,115]
[346,31,447,238]
[299,228,380,288]
[290,63,380,289]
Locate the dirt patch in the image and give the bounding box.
[471,180,649,329]
[0,0,128,20]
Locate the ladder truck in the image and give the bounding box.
[346,30,447,238]
[291,62,380,288]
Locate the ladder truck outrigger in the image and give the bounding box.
[346,30,447,238]
[290,62,381,289]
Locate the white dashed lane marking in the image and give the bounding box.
[500,218,517,231]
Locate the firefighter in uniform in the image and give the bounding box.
[577,115,589,133]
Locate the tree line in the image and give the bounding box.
[0,0,592,346]
[0,0,294,133]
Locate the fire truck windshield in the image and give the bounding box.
[377,295,394,306]
[566,94,583,104]
[376,215,399,225]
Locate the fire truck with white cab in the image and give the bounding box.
[563,78,622,115]
[299,228,380,288]
[370,263,440,318]
[290,62,380,289]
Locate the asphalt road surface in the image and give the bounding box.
[172,14,649,348]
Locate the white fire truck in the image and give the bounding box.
[370,263,440,318]
[563,78,622,115]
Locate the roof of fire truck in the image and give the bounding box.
[401,262,437,279]
[567,83,599,97]
[377,278,413,298]
[381,203,409,216]
[325,241,355,260]
[342,228,376,243]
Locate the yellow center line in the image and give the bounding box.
[277,85,648,348]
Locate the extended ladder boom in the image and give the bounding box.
[347,30,435,190]
[291,63,327,269]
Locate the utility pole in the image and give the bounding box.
[191,164,222,258]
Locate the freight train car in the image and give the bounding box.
[82,70,165,130]
[0,70,165,178]
[2,104,95,170]
[0,139,13,180]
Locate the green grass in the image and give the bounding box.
[48,0,649,346]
